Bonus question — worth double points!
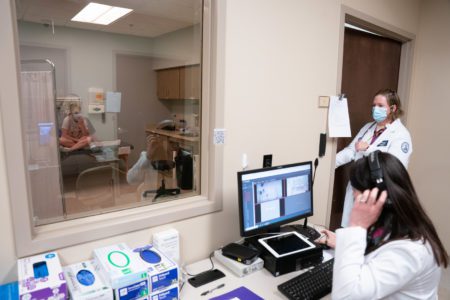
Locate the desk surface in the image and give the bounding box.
[145,126,199,143]
[180,250,334,300]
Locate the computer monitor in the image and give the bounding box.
[237,161,313,237]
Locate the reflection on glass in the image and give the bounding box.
[16,0,203,225]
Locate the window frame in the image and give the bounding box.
[2,0,223,257]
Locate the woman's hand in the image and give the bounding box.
[349,188,387,229]
[315,229,336,249]
[355,140,369,152]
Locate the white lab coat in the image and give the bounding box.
[332,227,442,299]
[336,119,412,227]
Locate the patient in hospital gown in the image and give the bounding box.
[59,103,92,152]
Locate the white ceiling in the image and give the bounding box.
[15,0,202,38]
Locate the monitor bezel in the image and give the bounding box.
[237,161,313,237]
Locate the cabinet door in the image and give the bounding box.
[157,69,168,99]
[157,68,180,99]
[179,65,201,100]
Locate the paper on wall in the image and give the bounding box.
[89,87,104,103]
[106,92,122,113]
[328,96,351,137]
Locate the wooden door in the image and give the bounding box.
[179,65,201,100]
[329,27,402,230]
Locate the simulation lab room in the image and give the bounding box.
[1,0,450,299]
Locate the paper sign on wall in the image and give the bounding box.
[328,95,351,137]
[106,92,122,113]
[89,87,104,103]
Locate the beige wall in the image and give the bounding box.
[407,0,450,251]
[5,0,450,285]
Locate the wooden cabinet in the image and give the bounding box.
[180,65,201,100]
[156,68,180,99]
[156,64,200,100]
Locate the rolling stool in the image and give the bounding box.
[143,160,180,201]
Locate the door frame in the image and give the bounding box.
[325,5,416,227]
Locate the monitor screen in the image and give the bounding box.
[237,161,313,237]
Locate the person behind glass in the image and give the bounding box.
[59,103,92,152]
[318,152,448,299]
[127,134,167,184]
[336,89,412,227]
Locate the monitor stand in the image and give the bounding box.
[284,218,321,241]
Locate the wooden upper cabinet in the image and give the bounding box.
[156,68,180,99]
[179,65,201,100]
[156,64,200,100]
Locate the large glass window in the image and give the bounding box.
[16,0,203,225]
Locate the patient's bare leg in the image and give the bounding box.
[68,136,92,151]
[59,137,75,148]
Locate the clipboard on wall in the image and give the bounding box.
[328,94,351,137]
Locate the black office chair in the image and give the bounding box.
[142,159,180,201]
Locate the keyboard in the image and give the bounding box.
[290,224,321,241]
[278,258,334,300]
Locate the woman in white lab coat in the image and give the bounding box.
[336,89,412,227]
[321,152,448,299]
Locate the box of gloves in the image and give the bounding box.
[18,252,67,300]
[132,244,178,293]
[94,243,149,300]
[149,284,179,300]
[63,260,112,300]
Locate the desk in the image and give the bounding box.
[145,126,199,155]
[181,250,334,299]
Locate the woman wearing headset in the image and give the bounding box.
[320,152,448,299]
[336,89,413,227]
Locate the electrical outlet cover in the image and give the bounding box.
[213,129,226,145]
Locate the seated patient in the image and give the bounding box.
[59,103,92,152]
[318,151,448,299]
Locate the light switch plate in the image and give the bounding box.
[319,96,330,108]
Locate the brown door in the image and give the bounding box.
[329,27,402,230]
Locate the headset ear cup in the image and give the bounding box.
[368,151,394,210]
[368,151,384,187]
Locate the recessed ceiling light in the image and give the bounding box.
[71,2,133,25]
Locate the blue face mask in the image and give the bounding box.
[372,106,388,123]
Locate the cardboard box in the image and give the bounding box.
[63,260,112,300]
[149,284,178,300]
[18,252,67,300]
[153,229,180,264]
[132,244,178,293]
[94,243,148,300]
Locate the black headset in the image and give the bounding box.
[366,151,393,249]
[368,150,386,191]
[368,150,392,207]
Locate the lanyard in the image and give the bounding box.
[357,122,377,142]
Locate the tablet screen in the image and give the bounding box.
[266,233,310,255]
[258,231,315,258]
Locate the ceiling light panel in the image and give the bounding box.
[71,2,132,25]
[95,6,133,25]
